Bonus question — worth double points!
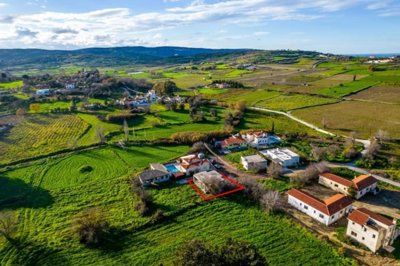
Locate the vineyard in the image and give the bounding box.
[0,114,89,164]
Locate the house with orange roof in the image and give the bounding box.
[347,208,398,252]
[287,188,353,226]
[178,153,211,176]
[319,172,378,199]
[219,135,247,153]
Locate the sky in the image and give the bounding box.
[0,0,399,54]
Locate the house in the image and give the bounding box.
[65,83,76,90]
[241,154,268,171]
[260,148,300,168]
[138,169,170,186]
[36,89,51,96]
[219,136,247,152]
[319,173,378,199]
[150,163,168,173]
[193,170,225,194]
[243,131,281,149]
[347,208,398,252]
[178,153,211,176]
[287,188,353,226]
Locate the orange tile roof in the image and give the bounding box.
[353,175,377,191]
[349,208,394,227]
[287,188,353,216]
[320,172,354,187]
[222,136,246,147]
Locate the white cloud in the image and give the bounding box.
[0,2,7,7]
[0,0,397,49]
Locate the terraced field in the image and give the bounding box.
[0,114,89,165]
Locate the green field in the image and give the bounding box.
[256,94,339,111]
[0,81,23,90]
[0,114,90,165]
[0,145,355,265]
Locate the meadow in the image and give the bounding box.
[255,94,339,111]
[0,81,23,90]
[0,148,355,265]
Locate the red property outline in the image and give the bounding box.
[188,174,245,201]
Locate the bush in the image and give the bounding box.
[73,208,109,246]
[79,165,93,173]
[106,113,136,123]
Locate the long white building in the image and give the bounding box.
[260,148,300,168]
[347,208,398,253]
[287,188,353,226]
[319,173,378,199]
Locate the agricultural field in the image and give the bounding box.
[0,80,23,90]
[292,101,400,138]
[255,94,339,111]
[0,114,89,165]
[29,101,72,113]
[348,86,400,104]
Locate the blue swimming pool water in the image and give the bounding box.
[165,164,179,173]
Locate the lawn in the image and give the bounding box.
[259,177,297,192]
[239,109,322,136]
[292,101,400,138]
[0,114,89,165]
[0,159,355,266]
[256,94,339,111]
[0,81,23,90]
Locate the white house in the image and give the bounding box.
[241,154,268,171]
[347,208,398,253]
[178,153,211,176]
[260,148,300,168]
[243,131,281,149]
[36,89,51,96]
[139,169,170,186]
[193,170,225,194]
[319,173,378,199]
[287,188,353,226]
[65,83,76,90]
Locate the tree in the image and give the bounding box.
[375,129,389,144]
[190,142,206,153]
[175,238,267,266]
[239,178,265,203]
[364,139,381,160]
[16,108,25,116]
[0,211,18,244]
[260,190,281,213]
[152,80,178,96]
[297,162,329,185]
[73,208,109,246]
[311,145,327,161]
[267,162,283,179]
[123,119,129,141]
[95,125,106,144]
[353,74,357,81]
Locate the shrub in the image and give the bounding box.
[73,208,109,246]
[79,165,93,173]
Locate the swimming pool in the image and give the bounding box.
[165,164,180,173]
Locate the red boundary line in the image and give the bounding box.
[188,174,245,201]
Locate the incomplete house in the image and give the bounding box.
[347,208,398,253]
[319,173,378,199]
[243,131,281,149]
[241,154,268,171]
[193,170,226,194]
[260,148,300,168]
[138,169,170,186]
[287,188,353,226]
[178,153,211,176]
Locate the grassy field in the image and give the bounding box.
[316,79,378,97]
[293,101,400,138]
[256,94,339,111]
[0,114,89,165]
[240,109,322,136]
[29,101,72,113]
[0,81,23,90]
[0,147,355,265]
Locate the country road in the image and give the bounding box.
[248,106,400,188]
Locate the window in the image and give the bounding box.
[362,237,365,240]
[372,234,376,238]
[351,231,357,237]
[352,222,355,225]
[364,228,367,232]
[334,184,339,187]
[314,210,316,214]
[304,205,308,210]
[319,214,324,219]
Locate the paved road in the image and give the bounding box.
[248,106,400,188]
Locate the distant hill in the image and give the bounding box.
[0,46,251,70]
